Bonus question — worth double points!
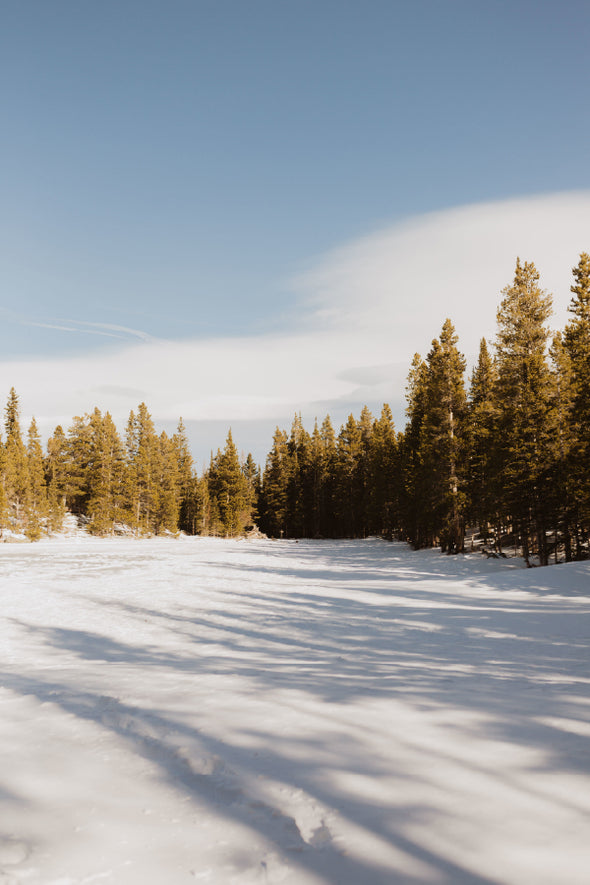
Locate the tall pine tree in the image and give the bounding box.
[466,338,498,544]
[3,388,30,529]
[25,417,47,540]
[563,252,590,539]
[493,259,553,564]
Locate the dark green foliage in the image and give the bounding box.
[260,428,290,537]
[259,407,401,541]
[242,452,261,527]
[493,259,554,564]
[399,321,467,551]
[46,425,69,531]
[548,332,577,560]
[3,388,30,527]
[207,430,251,537]
[563,253,590,533]
[1,252,588,559]
[25,418,47,540]
[369,405,399,539]
[466,339,499,541]
[173,419,195,533]
[0,391,252,540]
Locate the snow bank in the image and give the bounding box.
[0,538,588,884]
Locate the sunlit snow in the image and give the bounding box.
[1,537,589,884]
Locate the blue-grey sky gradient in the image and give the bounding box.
[3,1,590,351]
[2,1,590,460]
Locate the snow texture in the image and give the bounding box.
[0,536,589,884]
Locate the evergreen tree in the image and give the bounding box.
[155,431,181,534]
[209,430,249,536]
[3,388,30,529]
[46,425,69,531]
[494,259,554,565]
[307,421,324,538]
[286,414,311,538]
[64,414,94,514]
[260,428,289,537]
[191,473,211,535]
[549,332,576,560]
[204,453,224,535]
[419,320,467,552]
[242,452,260,529]
[86,410,126,535]
[563,252,590,540]
[466,338,499,543]
[335,414,363,537]
[124,403,161,533]
[356,406,376,537]
[25,417,47,540]
[370,404,399,538]
[172,418,195,533]
[319,415,337,537]
[399,354,429,547]
[0,432,9,536]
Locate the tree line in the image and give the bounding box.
[0,394,258,540]
[1,254,589,564]
[257,253,590,565]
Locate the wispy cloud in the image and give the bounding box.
[25,318,159,343]
[3,192,590,460]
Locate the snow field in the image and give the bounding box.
[0,537,589,884]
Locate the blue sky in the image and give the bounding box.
[2,1,590,463]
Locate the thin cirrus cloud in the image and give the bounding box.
[4,191,590,459]
[25,318,160,343]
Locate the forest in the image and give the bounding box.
[1,254,589,566]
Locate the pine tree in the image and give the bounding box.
[466,338,499,544]
[319,415,337,537]
[420,320,467,552]
[307,421,324,538]
[64,415,94,514]
[563,252,590,540]
[124,404,160,534]
[335,414,362,537]
[25,417,47,540]
[155,431,181,534]
[370,404,399,538]
[400,354,429,547]
[286,414,311,538]
[494,259,554,565]
[3,388,30,529]
[191,473,210,535]
[242,453,260,529]
[172,418,195,533]
[0,433,9,536]
[46,425,69,531]
[204,453,223,535]
[356,406,376,537]
[260,428,289,537]
[549,332,576,560]
[86,410,126,535]
[209,430,249,537]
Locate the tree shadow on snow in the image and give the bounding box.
[2,539,589,883]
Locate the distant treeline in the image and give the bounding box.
[1,254,589,565]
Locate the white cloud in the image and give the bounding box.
[296,190,590,361]
[3,191,590,461]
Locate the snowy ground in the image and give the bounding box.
[0,537,589,885]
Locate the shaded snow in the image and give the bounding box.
[0,537,589,884]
